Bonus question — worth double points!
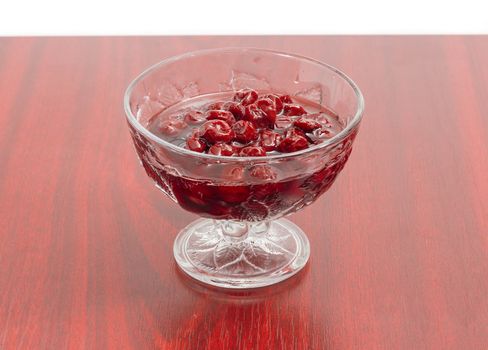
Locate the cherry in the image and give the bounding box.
[184,110,206,124]
[175,183,231,218]
[232,120,258,144]
[233,88,258,106]
[205,110,236,125]
[200,120,235,144]
[208,143,235,156]
[221,165,245,181]
[225,102,246,120]
[158,119,187,136]
[263,94,283,114]
[286,127,307,138]
[239,146,267,157]
[216,185,250,203]
[277,131,309,153]
[255,98,277,126]
[293,116,322,132]
[279,94,293,103]
[259,129,281,151]
[186,136,207,153]
[251,182,283,203]
[287,126,315,144]
[172,179,215,208]
[244,104,274,129]
[250,165,277,180]
[283,104,306,116]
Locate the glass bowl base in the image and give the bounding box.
[173,218,310,289]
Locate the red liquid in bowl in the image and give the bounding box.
[131,90,356,221]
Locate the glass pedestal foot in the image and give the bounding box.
[173,218,310,289]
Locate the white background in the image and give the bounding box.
[0,0,487,34]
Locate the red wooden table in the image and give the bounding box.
[1,36,488,350]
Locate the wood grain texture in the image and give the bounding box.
[1,36,488,350]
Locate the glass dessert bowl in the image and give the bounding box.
[124,48,364,289]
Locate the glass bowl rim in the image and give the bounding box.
[124,47,364,162]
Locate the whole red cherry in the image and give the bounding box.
[244,104,274,129]
[186,136,207,153]
[255,98,277,126]
[293,116,322,132]
[283,104,306,116]
[277,131,309,153]
[225,102,246,120]
[232,120,258,144]
[233,88,258,106]
[279,94,293,103]
[208,143,235,156]
[216,185,250,204]
[250,165,277,180]
[205,110,236,125]
[263,94,284,114]
[259,129,282,151]
[239,146,267,157]
[200,120,235,144]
